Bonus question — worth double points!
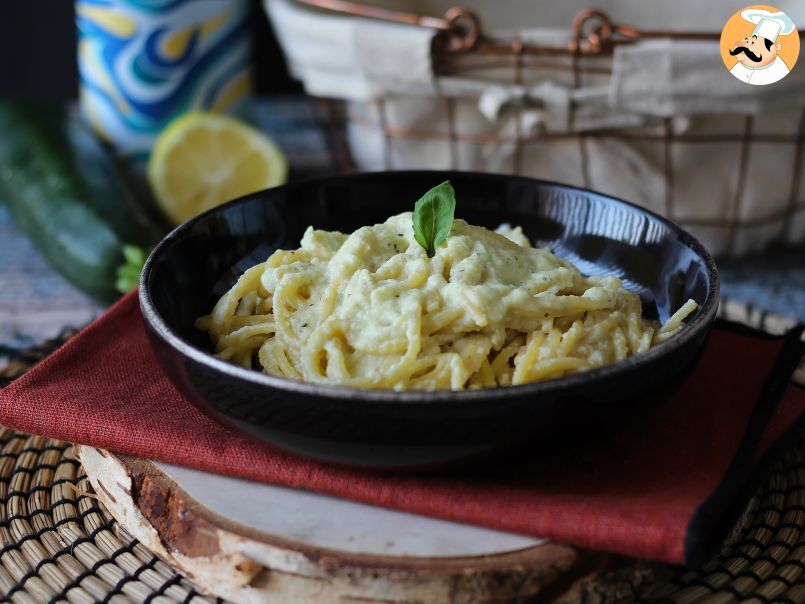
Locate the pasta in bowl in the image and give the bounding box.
[140,171,718,468]
[198,207,696,391]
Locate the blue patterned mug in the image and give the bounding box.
[76,0,253,163]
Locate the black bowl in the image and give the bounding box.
[140,171,719,470]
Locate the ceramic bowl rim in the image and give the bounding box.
[139,170,720,405]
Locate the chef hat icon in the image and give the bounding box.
[741,8,796,43]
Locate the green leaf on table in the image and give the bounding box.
[115,244,148,294]
[122,244,147,267]
[412,180,456,258]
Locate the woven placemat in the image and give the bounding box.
[0,332,803,603]
[0,334,221,604]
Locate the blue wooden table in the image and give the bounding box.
[0,96,803,356]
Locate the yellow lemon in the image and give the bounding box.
[148,112,287,224]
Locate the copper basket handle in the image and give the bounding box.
[289,0,736,55]
[292,0,480,51]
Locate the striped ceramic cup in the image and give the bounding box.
[76,0,253,162]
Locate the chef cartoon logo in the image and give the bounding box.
[721,5,798,85]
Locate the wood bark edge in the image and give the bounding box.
[78,446,601,603]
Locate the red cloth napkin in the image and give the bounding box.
[1,292,802,565]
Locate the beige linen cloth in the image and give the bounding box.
[266,0,805,256]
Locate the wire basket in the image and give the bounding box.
[265,0,805,256]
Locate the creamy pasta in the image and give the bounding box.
[197,213,697,390]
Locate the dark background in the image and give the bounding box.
[0,0,301,102]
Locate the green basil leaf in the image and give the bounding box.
[412,180,456,257]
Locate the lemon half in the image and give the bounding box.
[148,112,288,224]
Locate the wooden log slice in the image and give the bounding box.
[77,446,635,603]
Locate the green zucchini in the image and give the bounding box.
[0,100,162,302]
